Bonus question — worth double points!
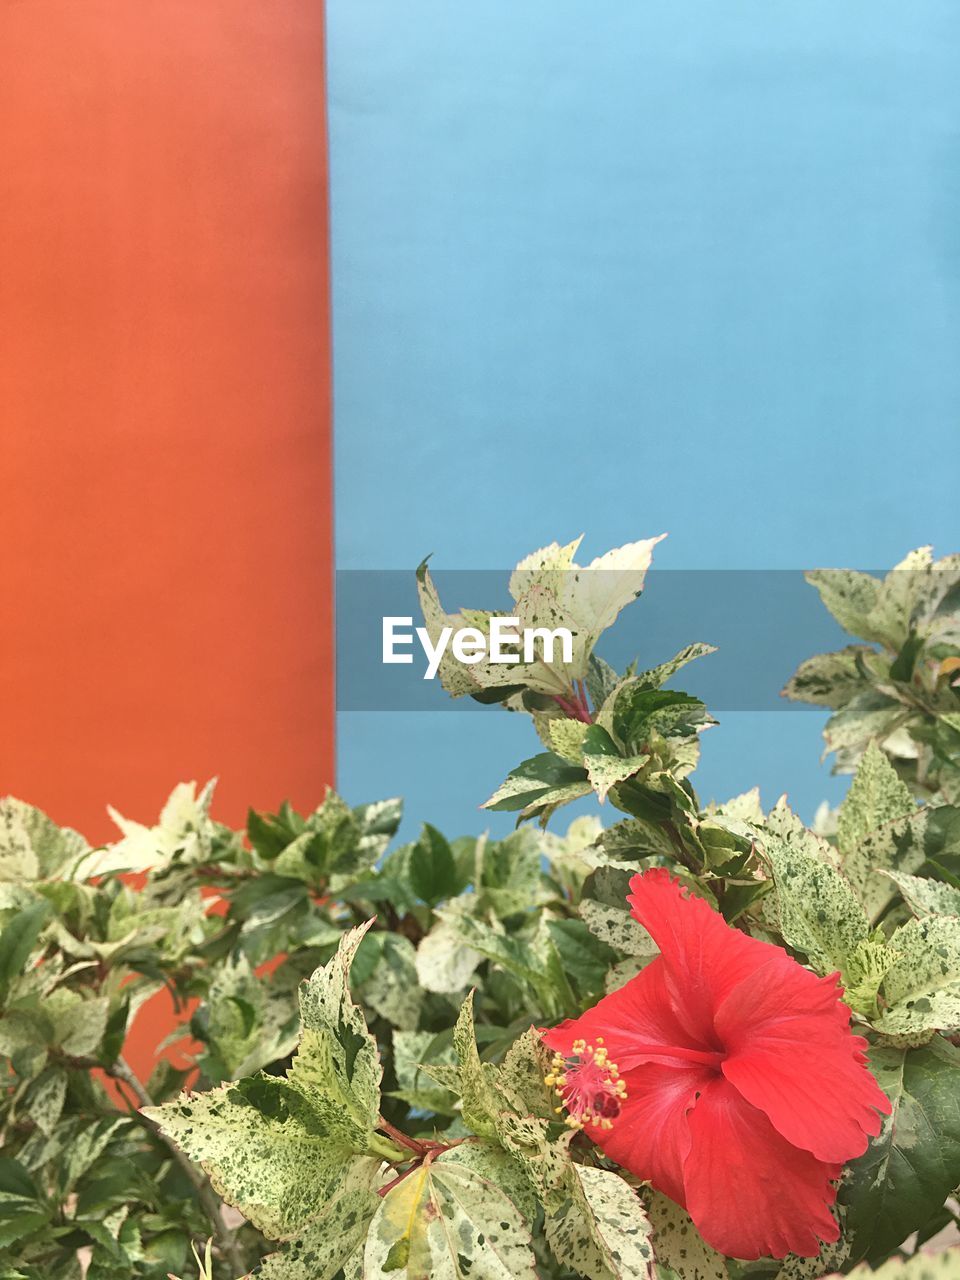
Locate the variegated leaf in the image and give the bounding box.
[364,1156,536,1280]
[875,916,960,1036]
[545,1164,654,1280]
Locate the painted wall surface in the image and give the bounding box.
[1,1,335,846]
[327,2,960,837]
[1,1,334,1079]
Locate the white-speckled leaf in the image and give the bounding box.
[498,1028,557,1122]
[0,797,90,882]
[360,933,422,1030]
[415,563,487,697]
[880,871,960,918]
[296,921,382,1132]
[545,1164,654,1280]
[870,548,935,648]
[440,1139,537,1222]
[549,718,590,764]
[256,1158,381,1280]
[710,787,765,826]
[509,537,582,602]
[805,569,884,643]
[496,1114,572,1214]
[875,916,960,1035]
[761,802,868,977]
[580,899,658,959]
[845,807,942,924]
[562,537,665,654]
[144,1084,372,1238]
[45,989,110,1057]
[145,927,382,1237]
[647,1191,728,1280]
[782,647,874,707]
[100,780,216,873]
[837,744,915,857]
[482,753,591,819]
[605,956,653,992]
[29,1067,68,1137]
[584,751,650,803]
[415,921,482,994]
[631,643,717,692]
[452,995,500,1138]
[774,1237,848,1280]
[364,1156,536,1280]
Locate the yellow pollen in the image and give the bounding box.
[548,1038,628,1131]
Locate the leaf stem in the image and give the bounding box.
[377,1117,428,1158]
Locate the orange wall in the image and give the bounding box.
[0,0,334,844]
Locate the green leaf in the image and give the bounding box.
[408,825,459,905]
[443,913,574,1020]
[889,629,926,683]
[544,1164,654,1280]
[364,1155,537,1280]
[545,919,616,997]
[482,753,591,818]
[581,724,650,804]
[247,807,295,860]
[646,1191,728,1280]
[0,901,50,999]
[451,995,500,1139]
[479,828,549,914]
[353,796,403,842]
[844,1249,957,1280]
[45,989,110,1058]
[493,1113,572,1214]
[837,743,916,856]
[496,1029,557,1122]
[875,916,960,1036]
[391,1030,458,1115]
[843,1248,960,1279]
[760,802,869,977]
[841,1039,960,1265]
[610,688,710,756]
[255,1158,381,1280]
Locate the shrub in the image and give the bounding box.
[2,538,959,1279]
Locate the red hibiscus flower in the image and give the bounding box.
[543,868,890,1261]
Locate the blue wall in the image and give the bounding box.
[327,2,960,838]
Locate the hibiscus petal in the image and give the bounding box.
[683,1076,841,1260]
[627,869,786,1044]
[597,1061,714,1205]
[544,958,721,1072]
[717,961,890,1163]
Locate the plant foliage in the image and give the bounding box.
[1,538,959,1279]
